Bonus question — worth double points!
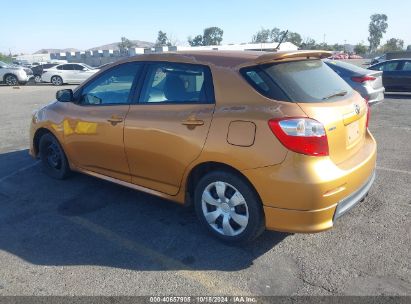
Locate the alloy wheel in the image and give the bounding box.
[5,75,18,86]
[52,76,62,85]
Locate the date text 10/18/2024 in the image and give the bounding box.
[149,296,257,303]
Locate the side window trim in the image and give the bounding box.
[74,62,143,106]
[136,61,215,105]
[129,63,149,104]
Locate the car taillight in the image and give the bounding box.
[268,118,329,156]
[351,76,376,83]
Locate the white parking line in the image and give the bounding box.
[376,166,411,176]
[0,161,40,183]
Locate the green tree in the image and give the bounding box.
[317,43,334,51]
[155,31,172,47]
[354,43,368,55]
[331,44,345,52]
[188,35,204,46]
[407,45,411,51]
[0,52,12,63]
[368,14,388,52]
[118,37,135,54]
[300,38,317,49]
[188,27,224,46]
[285,32,302,46]
[251,27,282,43]
[379,38,404,52]
[202,27,224,45]
[251,28,271,43]
[270,28,282,42]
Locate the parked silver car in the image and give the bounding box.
[324,59,385,106]
[41,63,98,86]
[0,61,33,86]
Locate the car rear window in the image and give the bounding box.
[324,59,369,74]
[241,59,353,102]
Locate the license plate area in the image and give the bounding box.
[346,120,360,147]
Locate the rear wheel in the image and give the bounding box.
[39,133,71,179]
[34,75,42,83]
[5,74,18,86]
[194,171,265,244]
[51,75,63,86]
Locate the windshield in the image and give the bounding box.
[82,64,94,70]
[242,59,353,103]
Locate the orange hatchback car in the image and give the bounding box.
[30,50,376,243]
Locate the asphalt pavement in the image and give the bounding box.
[0,85,410,296]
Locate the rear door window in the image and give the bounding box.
[401,61,411,71]
[139,62,214,104]
[63,64,75,70]
[241,59,352,102]
[72,64,85,70]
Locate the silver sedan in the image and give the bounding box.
[324,59,385,106]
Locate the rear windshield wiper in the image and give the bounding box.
[322,90,347,100]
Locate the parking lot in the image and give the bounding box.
[0,84,410,296]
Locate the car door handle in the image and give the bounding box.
[181,119,204,126]
[107,115,124,125]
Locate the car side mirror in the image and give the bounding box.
[56,89,74,102]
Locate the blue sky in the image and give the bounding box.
[1,0,410,54]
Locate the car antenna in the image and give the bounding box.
[275,30,288,51]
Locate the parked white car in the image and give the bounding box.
[42,63,98,85]
[0,61,33,85]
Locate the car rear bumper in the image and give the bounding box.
[242,130,377,233]
[333,170,375,220]
[262,170,375,233]
[366,87,385,106]
[17,75,33,84]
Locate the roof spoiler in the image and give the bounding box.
[255,50,332,65]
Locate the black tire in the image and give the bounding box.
[34,75,42,83]
[194,170,265,244]
[39,133,71,179]
[51,75,63,86]
[4,74,18,86]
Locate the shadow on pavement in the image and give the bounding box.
[0,149,288,272]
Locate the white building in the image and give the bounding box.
[15,53,51,63]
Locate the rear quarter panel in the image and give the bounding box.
[193,65,306,170]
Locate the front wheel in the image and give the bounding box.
[39,133,71,179]
[194,171,265,244]
[5,74,18,86]
[51,75,63,86]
